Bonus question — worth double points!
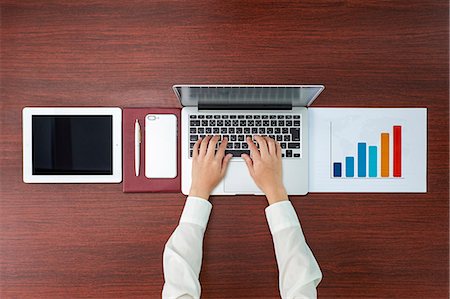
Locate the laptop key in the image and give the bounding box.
[202,120,208,126]
[293,115,300,119]
[294,153,301,157]
[190,120,200,126]
[290,128,300,141]
[190,135,198,141]
[190,128,196,134]
[190,115,197,119]
[286,150,293,157]
[225,149,250,157]
[288,142,300,149]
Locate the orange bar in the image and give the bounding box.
[381,133,390,177]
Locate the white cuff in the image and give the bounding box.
[265,200,301,235]
[179,196,212,229]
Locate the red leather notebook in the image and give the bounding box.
[123,108,181,193]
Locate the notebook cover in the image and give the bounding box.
[123,108,181,193]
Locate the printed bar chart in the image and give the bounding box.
[332,125,402,179]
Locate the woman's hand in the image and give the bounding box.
[189,135,233,200]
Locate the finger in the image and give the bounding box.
[246,137,260,159]
[216,136,228,158]
[265,136,277,156]
[241,153,255,177]
[276,140,282,158]
[254,135,268,157]
[220,153,233,176]
[199,135,211,156]
[206,135,220,157]
[192,137,202,158]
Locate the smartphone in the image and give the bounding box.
[145,114,177,178]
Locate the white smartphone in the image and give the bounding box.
[145,114,177,179]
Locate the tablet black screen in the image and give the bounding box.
[32,115,113,175]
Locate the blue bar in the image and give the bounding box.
[358,143,366,177]
[369,146,377,177]
[333,162,342,177]
[345,157,354,177]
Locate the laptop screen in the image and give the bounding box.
[174,85,324,109]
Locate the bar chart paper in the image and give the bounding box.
[309,108,427,192]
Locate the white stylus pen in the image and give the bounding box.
[135,119,141,176]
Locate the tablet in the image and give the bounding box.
[23,107,122,183]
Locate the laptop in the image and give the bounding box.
[173,85,324,196]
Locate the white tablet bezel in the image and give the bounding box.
[23,107,122,183]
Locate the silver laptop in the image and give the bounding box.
[174,85,324,196]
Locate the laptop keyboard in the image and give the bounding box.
[188,113,302,158]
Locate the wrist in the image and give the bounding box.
[189,187,211,200]
[265,186,288,205]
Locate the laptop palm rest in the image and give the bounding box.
[224,161,260,194]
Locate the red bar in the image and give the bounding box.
[393,126,402,177]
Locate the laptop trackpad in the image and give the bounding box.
[224,161,261,194]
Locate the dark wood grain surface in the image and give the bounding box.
[1,1,448,298]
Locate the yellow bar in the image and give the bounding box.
[381,133,389,177]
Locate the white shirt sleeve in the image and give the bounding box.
[265,200,322,299]
[162,196,212,299]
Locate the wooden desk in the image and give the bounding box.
[1,1,448,298]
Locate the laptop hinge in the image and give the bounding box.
[198,103,292,111]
